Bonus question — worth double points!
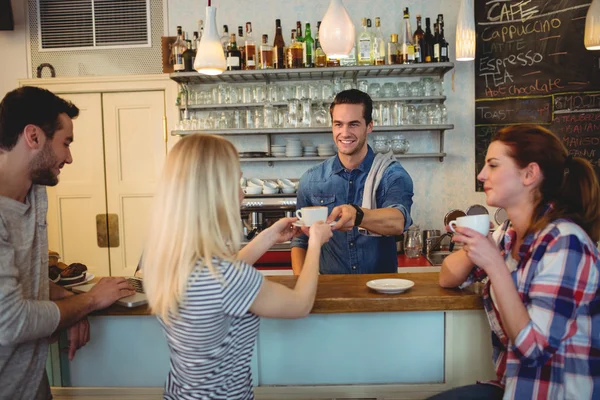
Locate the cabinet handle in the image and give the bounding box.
[96,214,120,248]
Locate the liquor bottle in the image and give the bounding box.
[303,22,315,67]
[244,22,257,70]
[220,25,229,51]
[373,17,386,65]
[433,22,441,62]
[357,17,373,66]
[387,34,399,64]
[296,21,304,43]
[273,19,286,69]
[314,21,327,67]
[259,34,273,69]
[413,15,425,63]
[287,29,303,68]
[401,8,415,64]
[172,26,187,72]
[437,14,449,62]
[237,26,246,70]
[424,17,434,62]
[197,20,204,43]
[183,36,197,72]
[226,34,242,70]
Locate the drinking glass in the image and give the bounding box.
[440,104,448,124]
[409,81,424,96]
[242,86,254,103]
[368,83,381,98]
[379,102,391,126]
[322,83,334,101]
[312,103,329,127]
[404,226,422,258]
[263,104,275,128]
[300,98,312,127]
[422,78,435,97]
[287,99,300,127]
[358,80,369,92]
[397,82,409,97]
[255,85,267,103]
[381,82,397,98]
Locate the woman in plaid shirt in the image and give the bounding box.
[432,125,600,400]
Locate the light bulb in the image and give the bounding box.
[194,6,226,75]
[319,0,356,58]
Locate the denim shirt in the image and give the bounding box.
[291,146,414,274]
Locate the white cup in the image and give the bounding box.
[244,186,262,195]
[296,206,328,226]
[449,215,490,236]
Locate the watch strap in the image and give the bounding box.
[350,204,364,226]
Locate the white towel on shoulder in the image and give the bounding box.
[358,152,395,236]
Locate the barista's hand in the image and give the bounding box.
[266,217,301,244]
[328,204,356,232]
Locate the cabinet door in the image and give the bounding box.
[46,93,111,276]
[102,91,166,277]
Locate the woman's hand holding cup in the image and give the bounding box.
[308,221,333,247]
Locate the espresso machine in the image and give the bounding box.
[241,196,297,250]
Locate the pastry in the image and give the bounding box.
[48,251,60,267]
[59,263,88,285]
[48,265,61,283]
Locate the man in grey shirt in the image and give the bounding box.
[0,87,136,400]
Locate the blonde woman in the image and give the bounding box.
[142,134,332,400]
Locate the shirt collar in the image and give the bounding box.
[501,203,555,258]
[330,145,375,176]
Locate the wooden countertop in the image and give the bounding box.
[90,272,483,317]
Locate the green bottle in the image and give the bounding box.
[303,22,315,67]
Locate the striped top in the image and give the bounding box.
[461,217,600,399]
[159,257,264,400]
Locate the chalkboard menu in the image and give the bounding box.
[475,0,600,191]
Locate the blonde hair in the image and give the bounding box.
[142,134,242,322]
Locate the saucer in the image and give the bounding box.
[366,278,414,294]
[292,221,336,228]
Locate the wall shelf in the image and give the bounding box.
[172,125,454,137]
[170,63,454,164]
[178,96,447,111]
[240,153,446,163]
[169,63,454,84]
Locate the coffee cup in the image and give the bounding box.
[448,215,490,236]
[296,206,328,226]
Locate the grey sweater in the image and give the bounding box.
[0,185,60,400]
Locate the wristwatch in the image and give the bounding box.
[349,204,364,226]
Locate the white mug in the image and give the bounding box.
[296,206,328,226]
[449,215,490,236]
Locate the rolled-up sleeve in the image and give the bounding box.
[0,233,60,347]
[511,234,598,367]
[378,165,414,230]
[291,176,310,250]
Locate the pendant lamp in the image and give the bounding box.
[194,0,226,75]
[455,0,476,61]
[585,0,600,50]
[319,0,355,58]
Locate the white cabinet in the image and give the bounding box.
[20,75,178,277]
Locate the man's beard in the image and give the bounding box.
[30,143,59,186]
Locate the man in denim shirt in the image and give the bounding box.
[291,90,414,275]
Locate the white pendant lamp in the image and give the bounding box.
[194,1,226,75]
[455,0,476,61]
[319,0,355,58]
[585,0,600,50]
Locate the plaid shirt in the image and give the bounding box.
[461,217,600,399]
